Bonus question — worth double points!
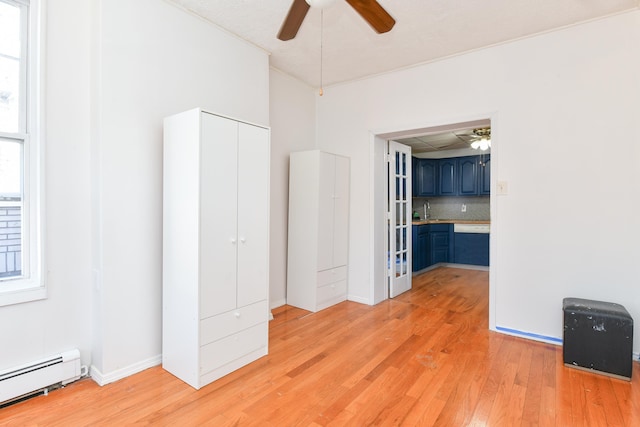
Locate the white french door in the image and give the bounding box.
[388,141,412,298]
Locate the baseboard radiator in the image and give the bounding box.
[0,349,82,405]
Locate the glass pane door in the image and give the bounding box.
[388,141,412,298]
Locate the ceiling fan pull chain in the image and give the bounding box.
[319,9,324,96]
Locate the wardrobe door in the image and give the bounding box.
[332,155,349,267]
[316,153,335,272]
[200,113,238,319]
[236,122,270,308]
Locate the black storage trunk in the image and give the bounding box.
[563,297,633,380]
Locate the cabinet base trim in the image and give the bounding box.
[412,263,488,276]
[198,346,268,389]
[316,295,347,312]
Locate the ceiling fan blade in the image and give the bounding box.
[277,0,311,41]
[454,134,478,144]
[345,0,395,34]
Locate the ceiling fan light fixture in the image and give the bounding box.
[305,0,338,9]
[468,127,491,151]
[470,137,491,151]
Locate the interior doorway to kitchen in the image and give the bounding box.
[371,117,494,319]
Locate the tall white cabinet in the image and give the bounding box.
[162,108,270,389]
[287,150,350,312]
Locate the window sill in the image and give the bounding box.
[0,282,47,307]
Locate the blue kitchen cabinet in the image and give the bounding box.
[453,232,489,266]
[429,223,452,265]
[438,159,457,196]
[458,156,478,195]
[479,155,491,195]
[412,225,429,271]
[414,155,489,197]
[413,224,450,271]
[416,224,487,270]
[412,157,418,197]
[413,158,438,197]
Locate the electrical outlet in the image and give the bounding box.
[461,204,467,212]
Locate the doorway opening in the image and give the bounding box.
[372,117,494,327]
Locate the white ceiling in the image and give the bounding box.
[169,0,638,88]
[394,119,491,155]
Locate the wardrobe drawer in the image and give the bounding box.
[317,279,347,306]
[200,300,268,345]
[317,266,347,287]
[200,322,268,375]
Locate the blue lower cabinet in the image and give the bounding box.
[412,225,429,271]
[428,224,452,266]
[453,233,489,266]
[415,224,477,271]
[414,224,453,270]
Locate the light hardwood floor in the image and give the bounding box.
[1,267,639,426]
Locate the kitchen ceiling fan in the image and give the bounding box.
[277,0,395,41]
[456,127,492,151]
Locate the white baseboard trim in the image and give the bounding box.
[90,354,162,386]
[270,298,286,309]
[347,294,370,305]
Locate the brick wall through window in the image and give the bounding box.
[0,205,21,277]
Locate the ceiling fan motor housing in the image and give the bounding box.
[305,0,339,9]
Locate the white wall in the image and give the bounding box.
[0,0,94,372]
[90,0,270,382]
[316,11,640,352]
[0,0,270,380]
[268,70,317,308]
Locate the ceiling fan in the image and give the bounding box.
[277,0,396,41]
[456,128,492,151]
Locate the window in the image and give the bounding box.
[0,0,44,306]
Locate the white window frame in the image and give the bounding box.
[0,0,45,306]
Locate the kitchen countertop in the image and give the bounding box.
[412,219,490,225]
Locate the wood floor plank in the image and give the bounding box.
[428,351,485,426]
[521,345,544,425]
[538,384,557,427]
[401,356,456,425]
[1,266,639,426]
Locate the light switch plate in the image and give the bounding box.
[497,180,508,195]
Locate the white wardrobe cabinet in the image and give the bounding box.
[287,150,350,312]
[162,108,270,389]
